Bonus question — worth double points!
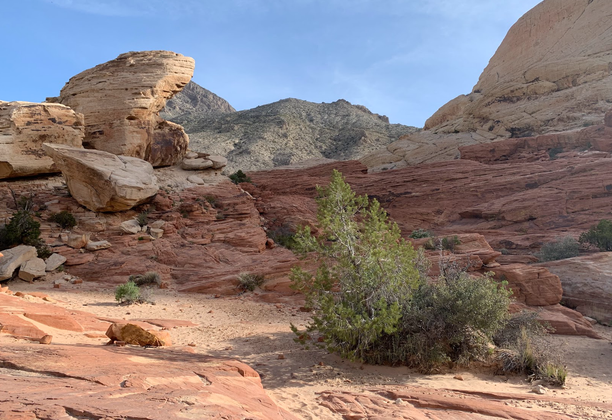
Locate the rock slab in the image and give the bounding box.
[43,143,158,212]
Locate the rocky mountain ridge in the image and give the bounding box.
[177,97,418,172]
[160,80,236,121]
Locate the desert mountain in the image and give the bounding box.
[174,97,418,172]
[363,0,612,171]
[160,80,236,120]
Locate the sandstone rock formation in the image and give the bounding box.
[160,80,236,120]
[0,343,298,420]
[183,98,418,172]
[319,388,608,420]
[58,50,195,167]
[0,101,84,179]
[43,143,158,212]
[0,290,295,420]
[540,253,612,325]
[363,0,612,171]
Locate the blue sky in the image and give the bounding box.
[2,0,541,127]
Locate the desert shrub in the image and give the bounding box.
[494,311,567,386]
[237,273,265,292]
[229,170,251,185]
[441,235,461,251]
[0,210,42,251]
[371,263,511,370]
[579,219,612,251]
[535,236,580,261]
[115,281,140,304]
[49,211,77,229]
[129,271,161,287]
[267,224,297,249]
[136,211,149,227]
[548,147,564,160]
[290,170,510,370]
[409,228,433,239]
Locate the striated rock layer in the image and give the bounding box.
[363,0,612,171]
[59,50,195,167]
[0,101,84,179]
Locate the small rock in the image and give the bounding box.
[66,233,90,249]
[150,220,165,229]
[120,219,141,234]
[45,253,67,272]
[187,175,205,185]
[278,354,285,360]
[70,278,83,285]
[188,343,196,347]
[185,151,198,159]
[53,283,61,289]
[208,155,228,169]
[18,258,46,282]
[181,158,213,171]
[39,335,53,345]
[395,398,405,405]
[85,240,112,251]
[532,385,547,395]
[454,375,464,381]
[149,228,164,239]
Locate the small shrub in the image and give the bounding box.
[441,235,461,251]
[34,240,52,259]
[49,211,77,229]
[579,219,612,251]
[204,195,217,207]
[535,236,580,261]
[229,170,251,185]
[129,271,161,287]
[409,228,433,239]
[494,311,567,386]
[268,224,297,249]
[237,273,265,292]
[0,210,41,251]
[115,281,140,304]
[136,211,149,227]
[548,147,564,160]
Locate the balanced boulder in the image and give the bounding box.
[0,101,84,179]
[43,143,158,212]
[58,50,195,167]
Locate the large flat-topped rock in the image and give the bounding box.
[0,101,84,179]
[59,50,195,167]
[43,143,158,212]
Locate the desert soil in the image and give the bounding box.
[5,279,612,419]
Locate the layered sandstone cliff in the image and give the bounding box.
[58,50,195,167]
[364,0,612,171]
[0,101,84,179]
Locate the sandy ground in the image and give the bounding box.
[6,278,612,419]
